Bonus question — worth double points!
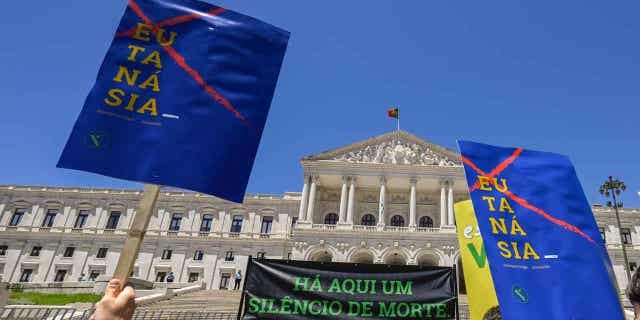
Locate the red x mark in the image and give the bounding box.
[118,1,253,129]
[461,150,596,245]
[465,148,523,192]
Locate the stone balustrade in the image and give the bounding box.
[304,224,452,233]
[0,225,290,240]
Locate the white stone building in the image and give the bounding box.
[0,131,638,291]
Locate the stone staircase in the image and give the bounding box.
[139,289,242,313]
[141,289,471,319]
[458,294,470,320]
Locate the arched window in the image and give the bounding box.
[419,216,434,228]
[390,215,405,227]
[324,213,338,225]
[311,251,333,263]
[361,214,376,226]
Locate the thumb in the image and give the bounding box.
[104,279,123,298]
[115,285,136,308]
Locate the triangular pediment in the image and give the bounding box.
[303,131,462,167]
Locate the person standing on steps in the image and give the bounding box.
[234,270,242,290]
[166,272,175,283]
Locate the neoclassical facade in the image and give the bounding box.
[0,131,638,291]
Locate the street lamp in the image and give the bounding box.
[599,176,630,281]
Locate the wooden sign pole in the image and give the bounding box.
[112,184,161,289]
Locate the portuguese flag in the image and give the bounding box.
[387,108,399,119]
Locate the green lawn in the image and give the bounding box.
[8,291,102,306]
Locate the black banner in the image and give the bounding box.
[241,259,457,320]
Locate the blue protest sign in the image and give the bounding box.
[458,140,623,320]
[57,0,289,203]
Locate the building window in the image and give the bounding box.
[361,214,376,226]
[89,271,101,281]
[419,216,434,228]
[169,213,182,232]
[324,213,338,225]
[161,249,173,260]
[30,246,42,257]
[9,209,25,227]
[193,250,204,261]
[20,269,33,282]
[599,227,606,244]
[74,210,89,229]
[42,209,58,228]
[390,215,405,227]
[0,245,7,256]
[105,211,121,230]
[220,273,231,290]
[257,252,266,259]
[225,251,234,262]
[631,262,638,272]
[200,214,213,232]
[230,215,243,233]
[63,247,75,258]
[188,272,199,283]
[261,216,274,234]
[155,272,167,282]
[622,228,632,245]
[97,248,108,259]
[54,269,67,282]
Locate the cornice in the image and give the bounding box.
[0,185,300,205]
[301,160,466,180]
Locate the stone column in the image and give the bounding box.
[346,178,356,225]
[409,178,417,229]
[338,176,349,224]
[216,211,226,233]
[0,203,7,226]
[30,205,42,227]
[447,180,455,226]
[248,212,256,235]
[297,175,310,222]
[306,175,318,223]
[61,206,72,228]
[440,181,447,227]
[378,177,386,227]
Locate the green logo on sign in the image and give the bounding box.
[85,132,109,150]
[512,285,528,304]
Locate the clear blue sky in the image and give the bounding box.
[0,0,638,207]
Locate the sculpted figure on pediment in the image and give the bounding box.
[362,146,372,162]
[421,152,437,165]
[383,145,394,164]
[373,143,385,163]
[391,140,405,165]
[333,139,458,167]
